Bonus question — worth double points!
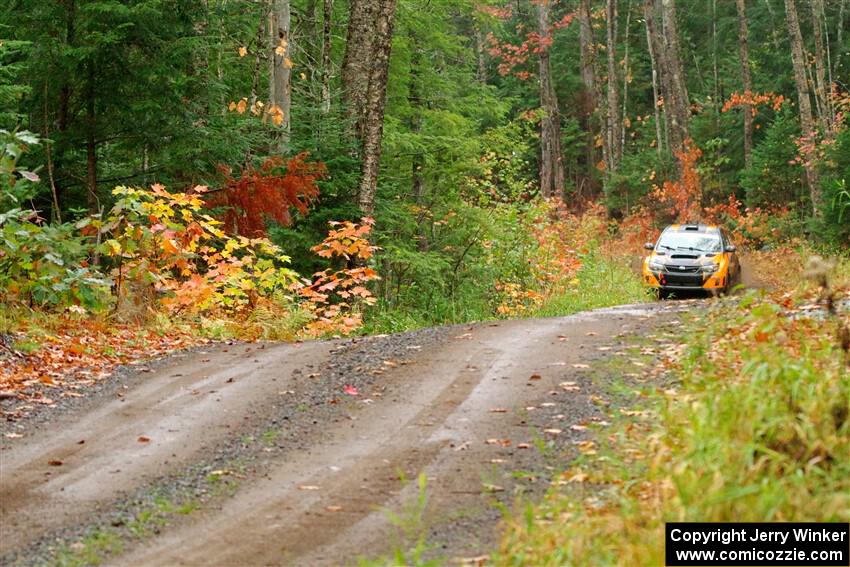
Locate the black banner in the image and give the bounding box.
[665,522,849,566]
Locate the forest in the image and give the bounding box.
[0,0,848,330]
[0,0,849,565]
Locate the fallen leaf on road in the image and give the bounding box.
[343,385,359,396]
[137,436,151,443]
[517,443,531,449]
[482,483,504,492]
[570,424,587,431]
[528,373,542,381]
[543,428,562,435]
[4,432,22,438]
[298,485,321,491]
[540,402,556,407]
[559,381,580,392]
[489,407,508,413]
[382,360,398,367]
[586,331,597,336]
[325,505,343,512]
[48,459,63,466]
[572,363,589,369]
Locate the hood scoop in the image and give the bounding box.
[670,253,700,259]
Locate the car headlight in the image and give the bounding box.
[700,263,719,273]
[649,260,665,271]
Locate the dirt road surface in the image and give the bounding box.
[1,302,692,566]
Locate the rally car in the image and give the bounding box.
[642,224,741,297]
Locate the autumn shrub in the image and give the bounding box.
[212,153,325,237]
[297,217,380,337]
[95,184,300,319]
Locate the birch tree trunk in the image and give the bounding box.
[320,0,333,113]
[784,0,822,216]
[644,0,664,157]
[736,0,754,168]
[605,0,620,176]
[357,0,397,214]
[538,0,565,199]
[578,0,601,189]
[271,0,292,139]
[810,0,833,135]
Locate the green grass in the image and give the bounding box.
[492,287,850,566]
[365,251,650,335]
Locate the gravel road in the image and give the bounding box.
[0,301,691,566]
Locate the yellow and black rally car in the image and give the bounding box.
[642,224,740,297]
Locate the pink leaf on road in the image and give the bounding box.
[343,385,359,396]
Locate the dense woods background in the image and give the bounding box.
[1,0,849,329]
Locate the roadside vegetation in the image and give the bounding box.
[493,256,850,566]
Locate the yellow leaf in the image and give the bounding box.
[299,72,306,80]
[236,98,247,114]
[275,46,286,56]
[238,46,248,57]
[284,58,293,68]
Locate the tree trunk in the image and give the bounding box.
[357,0,397,215]
[810,0,833,135]
[620,0,632,159]
[341,0,376,141]
[320,0,333,113]
[578,0,601,190]
[837,0,847,78]
[538,0,565,199]
[644,0,664,157]
[85,63,98,213]
[659,0,689,161]
[736,0,754,169]
[271,0,292,139]
[605,0,620,176]
[784,0,822,216]
[474,23,486,84]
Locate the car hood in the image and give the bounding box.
[649,252,721,267]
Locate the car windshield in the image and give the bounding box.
[656,231,722,253]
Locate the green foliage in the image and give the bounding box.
[740,110,805,209]
[820,126,850,243]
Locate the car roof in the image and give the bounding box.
[663,223,720,234]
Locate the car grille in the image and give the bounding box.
[663,265,700,274]
[663,273,704,287]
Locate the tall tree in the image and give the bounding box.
[320,0,333,113]
[736,0,754,168]
[356,0,398,214]
[643,0,664,157]
[578,0,601,190]
[657,0,689,161]
[537,0,565,199]
[270,0,292,138]
[341,0,375,140]
[784,0,822,215]
[605,0,621,176]
[810,0,832,136]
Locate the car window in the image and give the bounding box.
[656,231,722,253]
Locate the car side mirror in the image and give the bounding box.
[644,242,655,251]
[725,245,737,253]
